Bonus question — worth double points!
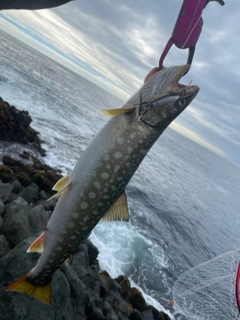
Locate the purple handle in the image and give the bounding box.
[172,0,205,48]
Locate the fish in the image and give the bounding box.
[0,0,72,10]
[6,64,199,304]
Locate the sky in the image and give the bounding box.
[0,0,239,166]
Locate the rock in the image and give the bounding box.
[115,275,131,299]
[0,97,45,156]
[37,190,47,200]
[105,308,119,320]
[0,216,3,231]
[0,235,11,258]
[113,292,128,316]
[129,287,147,312]
[0,237,73,320]
[18,183,39,204]
[11,180,22,194]
[0,183,13,204]
[28,205,49,235]
[90,305,105,320]
[107,278,122,294]
[0,155,62,198]
[87,240,99,265]
[129,309,142,320]
[102,300,112,315]
[3,197,30,247]
[0,200,4,216]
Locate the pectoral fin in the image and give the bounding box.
[102,106,135,116]
[49,175,71,200]
[102,192,129,222]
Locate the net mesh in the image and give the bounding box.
[172,250,240,320]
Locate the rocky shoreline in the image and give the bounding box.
[0,98,171,320]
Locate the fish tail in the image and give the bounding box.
[6,274,52,304]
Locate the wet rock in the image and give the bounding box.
[115,275,131,299]
[129,287,147,312]
[3,197,30,247]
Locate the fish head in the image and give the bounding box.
[139,65,199,128]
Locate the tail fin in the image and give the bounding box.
[6,275,52,304]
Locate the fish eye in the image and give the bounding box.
[178,99,186,107]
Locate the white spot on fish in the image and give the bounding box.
[89,192,96,199]
[101,172,109,179]
[103,154,109,161]
[82,226,88,231]
[70,235,77,240]
[92,210,99,215]
[57,246,62,251]
[111,185,117,191]
[97,202,103,207]
[127,146,133,153]
[84,216,89,222]
[117,137,124,145]
[58,237,64,243]
[75,230,81,234]
[68,221,75,228]
[94,181,101,189]
[114,152,122,159]
[71,212,79,219]
[117,177,123,181]
[49,259,54,263]
[138,125,144,131]
[130,132,137,139]
[81,202,89,210]
[106,164,110,169]
[103,195,110,200]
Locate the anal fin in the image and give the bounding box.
[102,192,129,222]
[27,232,45,253]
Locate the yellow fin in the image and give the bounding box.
[102,106,135,116]
[27,232,45,253]
[52,175,70,191]
[49,175,71,200]
[102,192,129,222]
[6,275,52,305]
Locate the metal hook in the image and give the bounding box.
[204,0,225,8]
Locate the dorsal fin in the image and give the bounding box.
[102,192,129,222]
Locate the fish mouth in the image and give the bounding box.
[153,64,199,104]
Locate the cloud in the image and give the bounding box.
[0,0,240,165]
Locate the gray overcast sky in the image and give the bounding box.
[0,0,240,166]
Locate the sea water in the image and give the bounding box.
[1,30,240,319]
